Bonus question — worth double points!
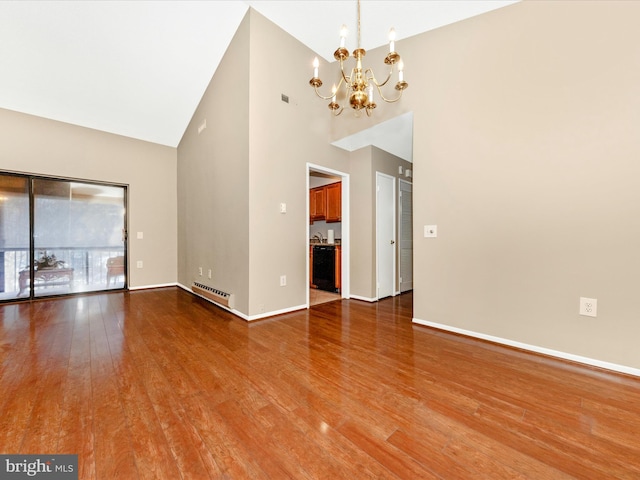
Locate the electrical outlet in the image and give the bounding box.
[136,260,143,269]
[198,267,203,276]
[579,297,597,317]
[280,275,286,287]
[208,269,212,279]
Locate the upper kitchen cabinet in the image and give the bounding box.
[310,186,326,222]
[309,181,341,224]
[325,182,341,223]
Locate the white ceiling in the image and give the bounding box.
[0,1,516,157]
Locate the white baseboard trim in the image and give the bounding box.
[129,282,177,291]
[179,283,306,321]
[242,304,308,322]
[350,294,377,302]
[412,317,640,378]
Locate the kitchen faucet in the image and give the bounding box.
[312,232,324,243]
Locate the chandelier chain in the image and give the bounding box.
[357,0,361,50]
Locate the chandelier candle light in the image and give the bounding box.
[309,0,408,116]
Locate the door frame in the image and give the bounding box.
[306,163,350,307]
[398,178,413,293]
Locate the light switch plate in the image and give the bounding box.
[424,225,437,238]
[137,231,143,239]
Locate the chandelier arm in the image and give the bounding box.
[340,64,351,84]
[312,85,337,101]
[373,82,404,103]
[365,68,392,88]
[312,76,346,101]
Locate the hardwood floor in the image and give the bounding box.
[1,288,639,479]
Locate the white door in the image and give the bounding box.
[399,180,413,292]
[376,172,395,299]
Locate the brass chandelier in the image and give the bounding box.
[308,0,408,117]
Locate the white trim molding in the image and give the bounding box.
[242,304,307,322]
[412,317,640,378]
[179,283,306,322]
[129,282,177,290]
[349,294,377,303]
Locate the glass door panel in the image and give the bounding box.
[0,175,30,300]
[32,178,126,297]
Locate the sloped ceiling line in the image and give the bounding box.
[0,1,516,149]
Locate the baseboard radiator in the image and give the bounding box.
[192,282,234,309]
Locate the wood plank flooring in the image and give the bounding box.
[1,287,639,479]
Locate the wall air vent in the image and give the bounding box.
[192,282,234,309]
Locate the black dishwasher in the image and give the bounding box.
[312,245,336,292]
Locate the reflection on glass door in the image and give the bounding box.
[0,174,30,300]
[0,172,126,301]
[32,178,126,297]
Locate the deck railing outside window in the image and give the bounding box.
[0,247,125,300]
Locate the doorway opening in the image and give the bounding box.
[307,164,349,307]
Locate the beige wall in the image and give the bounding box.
[407,1,640,370]
[0,107,177,288]
[177,12,251,313]
[178,9,350,318]
[348,147,375,298]
[241,8,412,312]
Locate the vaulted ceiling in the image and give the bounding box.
[0,1,516,154]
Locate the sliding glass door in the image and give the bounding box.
[0,172,127,301]
[0,175,30,300]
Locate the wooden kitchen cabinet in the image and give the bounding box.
[325,182,341,223]
[309,182,341,223]
[309,186,326,222]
